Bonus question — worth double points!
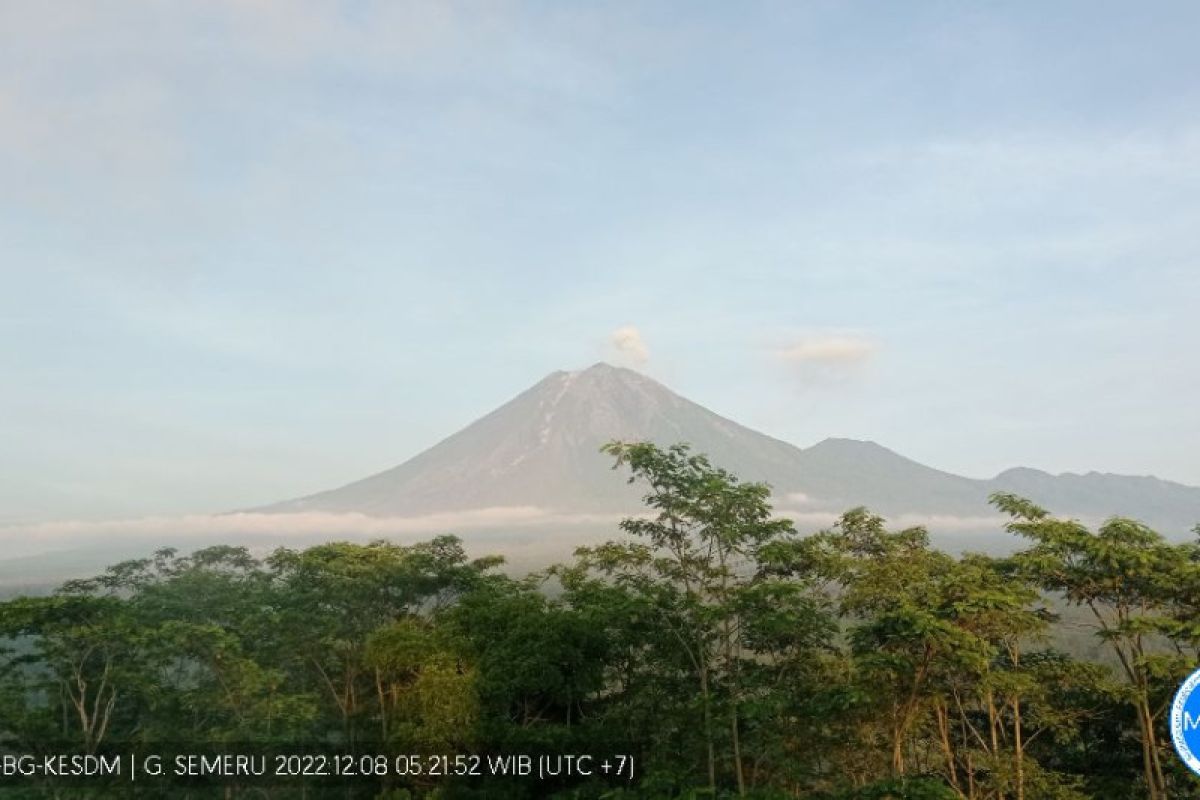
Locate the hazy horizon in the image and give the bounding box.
[3,2,1198,524]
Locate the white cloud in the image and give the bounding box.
[0,508,656,582]
[0,507,633,560]
[777,334,876,365]
[609,325,650,367]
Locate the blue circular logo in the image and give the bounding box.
[1173,668,1200,776]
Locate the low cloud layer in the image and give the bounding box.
[0,505,1015,560]
[0,508,638,585]
[0,506,1037,587]
[0,507,630,556]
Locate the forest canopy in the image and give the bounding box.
[0,441,1198,799]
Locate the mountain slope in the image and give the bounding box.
[262,363,809,516]
[260,363,1200,535]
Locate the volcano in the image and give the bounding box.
[259,363,1200,535]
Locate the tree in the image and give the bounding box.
[572,441,798,796]
[994,492,1200,800]
[0,594,137,753]
[267,536,500,745]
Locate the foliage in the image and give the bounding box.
[0,443,1196,798]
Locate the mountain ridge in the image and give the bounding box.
[258,363,1200,535]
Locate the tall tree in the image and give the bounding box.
[994,492,1200,800]
[574,441,796,796]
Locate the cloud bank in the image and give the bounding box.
[0,506,1013,559]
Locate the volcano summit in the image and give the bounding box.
[260,363,1200,536]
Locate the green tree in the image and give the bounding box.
[267,535,500,745]
[573,441,799,797]
[994,492,1200,800]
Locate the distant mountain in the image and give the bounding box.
[261,363,805,517]
[260,363,1200,536]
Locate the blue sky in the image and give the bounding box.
[2,1,1198,523]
